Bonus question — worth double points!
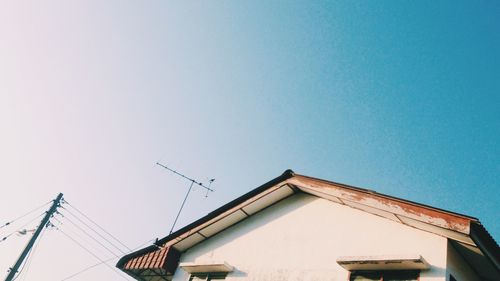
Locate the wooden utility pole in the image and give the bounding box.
[4,193,63,281]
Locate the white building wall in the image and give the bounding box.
[445,241,480,281]
[173,193,448,281]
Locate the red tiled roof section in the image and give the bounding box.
[123,245,180,273]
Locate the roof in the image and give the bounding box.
[117,170,499,281]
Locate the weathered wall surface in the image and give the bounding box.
[445,241,480,281]
[172,193,448,281]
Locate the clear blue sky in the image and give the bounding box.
[0,1,498,280]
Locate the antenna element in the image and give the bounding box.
[156,162,215,234]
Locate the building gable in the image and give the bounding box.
[117,170,499,281]
[174,193,448,281]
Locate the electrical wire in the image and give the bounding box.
[58,211,122,258]
[56,228,131,281]
[0,200,52,230]
[52,216,109,259]
[0,212,45,244]
[2,198,135,280]
[63,200,131,251]
[59,256,118,281]
[59,238,155,281]
[60,207,127,254]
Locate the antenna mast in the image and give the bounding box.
[156,163,214,234]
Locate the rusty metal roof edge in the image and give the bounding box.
[292,174,480,222]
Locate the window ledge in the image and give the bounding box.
[180,262,233,273]
[336,255,429,270]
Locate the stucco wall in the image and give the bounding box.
[445,241,480,281]
[172,193,448,281]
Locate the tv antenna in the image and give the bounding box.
[156,162,215,234]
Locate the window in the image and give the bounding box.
[350,270,419,281]
[189,272,227,281]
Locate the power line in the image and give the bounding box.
[0,212,45,244]
[3,195,133,281]
[0,200,52,231]
[59,239,155,281]
[56,228,131,281]
[52,216,110,259]
[2,196,134,280]
[59,256,118,281]
[62,200,131,252]
[52,212,135,280]
[57,211,122,258]
[60,207,127,254]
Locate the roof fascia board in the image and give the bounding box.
[157,169,295,246]
[288,175,475,234]
[292,175,477,220]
